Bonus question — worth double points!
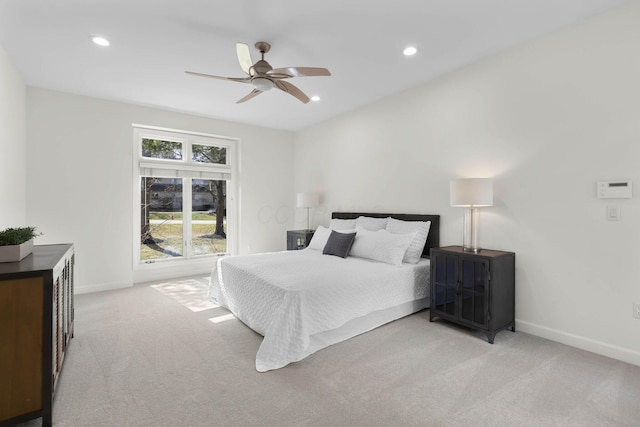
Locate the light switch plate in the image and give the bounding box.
[606,206,620,221]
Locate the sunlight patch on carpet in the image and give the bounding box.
[150,277,218,312]
[209,313,236,324]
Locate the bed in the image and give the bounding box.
[209,212,440,372]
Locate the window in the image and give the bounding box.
[133,126,238,268]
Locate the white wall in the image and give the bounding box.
[0,44,26,228]
[27,88,294,293]
[294,1,640,366]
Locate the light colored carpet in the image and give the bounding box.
[17,275,640,426]
[150,277,218,312]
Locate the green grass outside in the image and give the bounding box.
[149,212,216,221]
[140,222,226,261]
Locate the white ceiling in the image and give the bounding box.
[0,0,628,131]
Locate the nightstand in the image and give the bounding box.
[287,230,315,250]
[429,245,515,343]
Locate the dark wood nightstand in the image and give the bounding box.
[429,245,515,343]
[287,230,315,250]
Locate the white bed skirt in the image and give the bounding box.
[303,297,429,359]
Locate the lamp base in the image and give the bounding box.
[462,206,482,254]
[463,246,482,254]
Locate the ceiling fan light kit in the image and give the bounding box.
[252,77,274,91]
[186,41,331,104]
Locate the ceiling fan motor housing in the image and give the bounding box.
[250,59,272,76]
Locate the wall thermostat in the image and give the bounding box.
[597,181,632,199]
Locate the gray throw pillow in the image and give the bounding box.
[323,230,357,258]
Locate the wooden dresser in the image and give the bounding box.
[0,244,75,427]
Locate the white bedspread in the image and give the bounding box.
[210,249,430,372]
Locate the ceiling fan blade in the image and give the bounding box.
[268,67,331,78]
[185,71,251,83]
[236,43,253,76]
[236,89,262,104]
[274,80,310,103]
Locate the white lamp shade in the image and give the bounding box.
[450,178,493,207]
[297,192,320,208]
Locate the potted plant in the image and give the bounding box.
[0,227,41,262]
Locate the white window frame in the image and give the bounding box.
[132,124,239,282]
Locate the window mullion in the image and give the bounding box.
[183,178,193,258]
[185,139,192,165]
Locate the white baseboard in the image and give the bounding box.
[74,259,214,294]
[133,259,213,284]
[75,280,133,295]
[517,319,640,367]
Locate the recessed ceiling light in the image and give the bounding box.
[310,96,320,102]
[403,46,417,56]
[90,36,110,47]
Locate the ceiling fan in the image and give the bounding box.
[185,42,331,104]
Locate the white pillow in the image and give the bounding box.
[385,218,431,264]
[356,216,388,231]
[330,218,357,231]
[350,227,415,266]
[307,226,356,251]
[307,226,332,251]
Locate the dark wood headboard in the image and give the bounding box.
[331,212,440,258]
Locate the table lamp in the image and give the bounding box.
[450,178,493,253]
[297,192,320,231]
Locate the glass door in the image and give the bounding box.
[432,252,458,317]
[459,257,489,327]
[190,179,226,256]
[139,177,227,262]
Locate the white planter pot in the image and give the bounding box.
[0,239,34,262]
